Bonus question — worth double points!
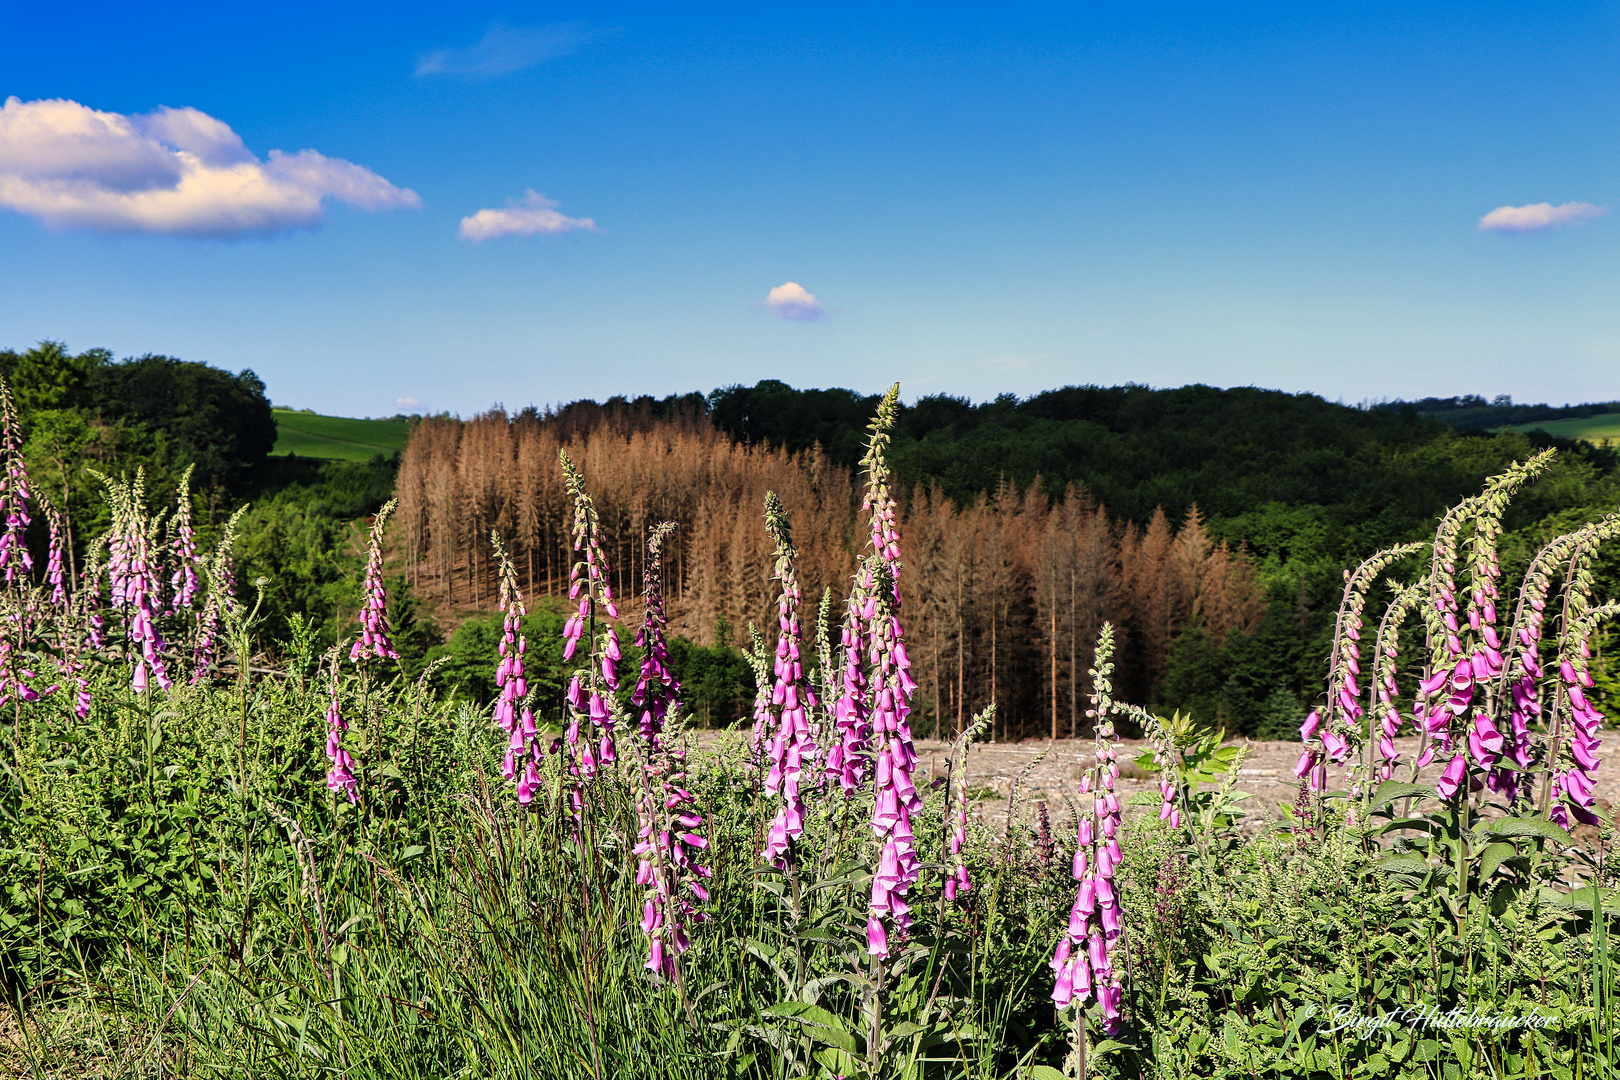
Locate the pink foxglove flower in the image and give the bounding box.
[491,535,542,804]
[1435,753,1467,801]
[560,451,621,788]
[43,501,67,609]
[191,512,242,684]
[1052,624,1126,1034]
[853,387,924,958]
[757,493,821,867]
[0,378,33,585]
[632,523,681,744]
[943,711,984,902]
[1550,642,1605,827]
[823,566,873,792]
[0,612,42,709]
[350,499,399,662]
[324,654,358,803]
[104,473,171,692]
[628,523,712,981]
[865,565,921,958]
[168,467,200,613]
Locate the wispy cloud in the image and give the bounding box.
[0,96,418,238]
[457,190,597,242]
[395,396,422,409]
[416,22,608,78]
[761,282,826,321]
[1478,201,1607,233]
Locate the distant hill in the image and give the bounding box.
[1375,394,1620,434]
[271,409,409,461]
[1504,412,1620,446]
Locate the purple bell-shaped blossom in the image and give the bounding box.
[757,493,821,867]
[559,451,621,794]
[1051,624,1127,1035]
[104,473,172,693]
[865,573,921,957]
[192,522,239,684]
[168,467,200,614]
[324,656,358,803]
[629,520,711,982]
[823,566,873,792]
[0,378,33,585]
[944,726,977,902]
[43,502,67,609]
[632,523,681,744]
[491,534,542,802]
[350,500,399,662]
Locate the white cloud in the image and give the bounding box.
[0,97,419,238]
[457,190,597,242]
[395,396,422,409]
[416,22,606,78]
[762,281,826,321]
[1478,201,1607,233]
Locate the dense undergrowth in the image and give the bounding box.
[2,660,1616,1078]
[0,377,1617,1079]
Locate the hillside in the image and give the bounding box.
[271,408,410,461]
[1508,412,1620,446]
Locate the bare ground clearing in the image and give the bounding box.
[694,732,1616,843]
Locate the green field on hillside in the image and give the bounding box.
[271,409,410,461]
[1509,412,1620,445]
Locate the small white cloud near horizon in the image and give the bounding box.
[0,97,419,238]
[457,190,597,242]
[762,282,826,321]
[1478,201,1607,233]
[395,396,422,409]
[415,22,607,78]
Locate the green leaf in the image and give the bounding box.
[1377,816,1442,836]
[1024,1067,1068,1079]
[1544,885,1620,915]
[1484,816,1574,844]
[1476,841,1515,882]
[761,1002,858,1056]
[1369,781,1432,812]
[1376,853,1431,875]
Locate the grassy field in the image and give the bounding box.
[1509,411,1620,444]
[271,408,410,461]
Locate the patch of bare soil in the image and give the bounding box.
[698,730,1616,843]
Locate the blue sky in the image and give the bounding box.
[2,2,1618,416]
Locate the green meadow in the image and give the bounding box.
[1509,411,1620,445]
[271,408,411,461]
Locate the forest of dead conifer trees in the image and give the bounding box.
[393,405,1266,738]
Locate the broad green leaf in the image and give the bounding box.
[1544,885,1620,915]
[1369,781,1432,812]
[1476,841,1515,882]
[761,1002,859,1055]
[1484,816,1575,844]
[1377,816,1442,836]
[1376,853,1431,875]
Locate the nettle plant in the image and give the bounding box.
[1295,450,1618,917]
